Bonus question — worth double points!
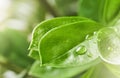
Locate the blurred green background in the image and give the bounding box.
[0,0,120,78]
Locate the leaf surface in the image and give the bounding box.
[39,20,103,67]
[29,17,89,60]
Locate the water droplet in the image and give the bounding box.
[87,52,92,57]
[107,47,113,51]
[85,34,93,40]
[93,31,97,35]
[76,46,87,55]
[85,35,89,39]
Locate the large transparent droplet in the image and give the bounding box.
[76,46,87,55]
[98,28,120,65]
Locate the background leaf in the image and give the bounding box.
[55,0,78,16]
[78,0,120,25]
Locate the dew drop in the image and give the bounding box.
[107,46,113,51]
[87,52,92,57]
[85,34,93,40]
[85,35,89,39]
[76,46,87,55]
[93,31,97,35]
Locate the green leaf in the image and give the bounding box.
[38,19,103,67]
[29,17,103,67]
[42,34,100,67]
[30,17,103,67]
[78,0,120,25]
[29,17,89,60]
[29,59,99,78]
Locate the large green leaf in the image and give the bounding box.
[29,17,89,60]
[40,30,100,67]
[78,0,120,25]
[29,17,103,67]
[39,20,102,66]
[104,63,120,78]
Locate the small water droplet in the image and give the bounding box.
[85,35,89,39]
[46,66,52,70]
[93,31,97,35]
[107,47,113,51]
[85,34,93,40]
[76,46,87,55]
[87,52,92,57]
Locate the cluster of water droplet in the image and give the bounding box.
[75,31,98,57]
